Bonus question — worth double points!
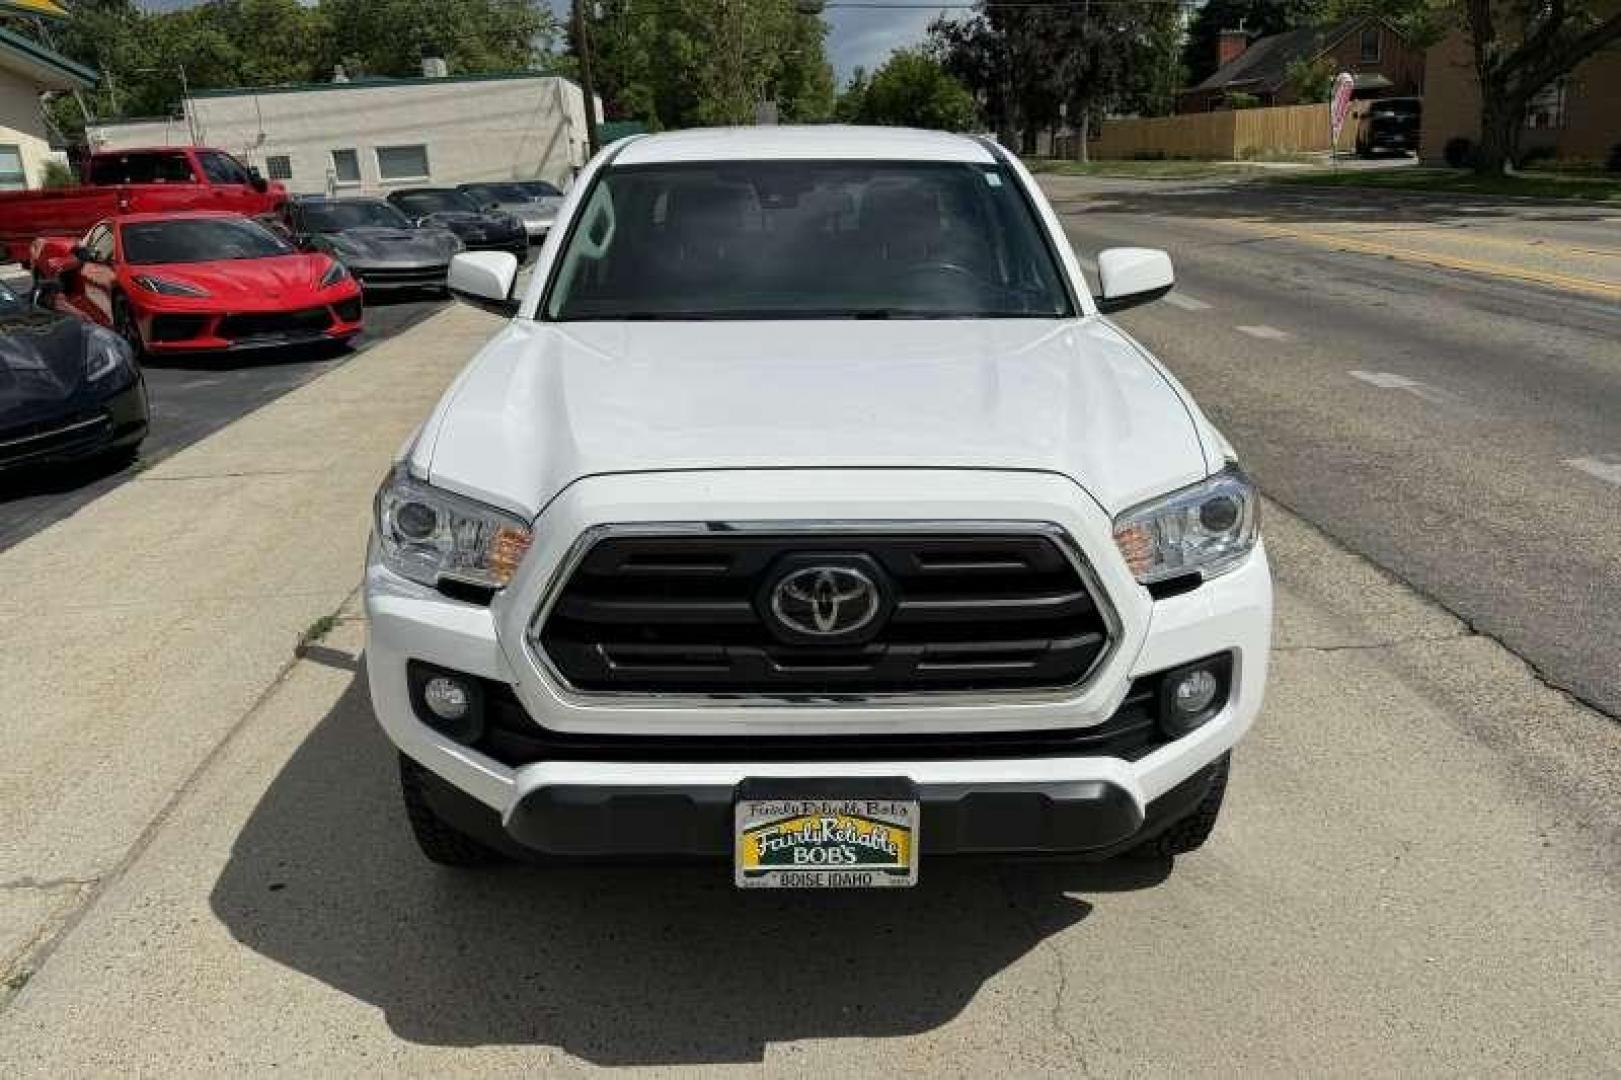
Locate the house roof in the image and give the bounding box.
[0,25,97,91]
[1189,17,1372,94]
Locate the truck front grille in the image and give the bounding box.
[535,530,1113,695]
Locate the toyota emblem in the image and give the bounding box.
[769,565,882,639]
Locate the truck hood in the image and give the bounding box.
[418,318,1211,518]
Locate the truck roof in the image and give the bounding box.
[611,125,1000,167]
[90,146,223,156]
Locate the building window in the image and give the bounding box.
[330,148,360,186]
[376,144,429,182]
[265,154,292,181]
[0,145,24,190]
[1359,27,1380,63]
[1524,81,1567,129]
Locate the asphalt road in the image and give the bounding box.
[0,290,447,552]
[1045,176,1621,720]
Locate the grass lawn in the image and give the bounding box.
[1268,166,1621,202]
[1023,158,1284,180]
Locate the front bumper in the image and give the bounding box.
[365,469,1272,859]
[138,292,363,354]
[0,376,147,470]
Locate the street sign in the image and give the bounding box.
[1330,72,1356,143]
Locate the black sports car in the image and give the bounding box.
[286,197,465,292]
[0,279,147,472]
[385,188,529,262]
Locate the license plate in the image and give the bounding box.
[734,796,919,889]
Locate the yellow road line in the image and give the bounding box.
[1228,222,1621,300]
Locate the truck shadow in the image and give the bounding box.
[210,672,1171,1066]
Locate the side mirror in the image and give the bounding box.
[447,251,520,317]
[70,243,94,264]
[32,276,61,308]
[1093,247,1174,314]
[249,167,268,193]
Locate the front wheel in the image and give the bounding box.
[398,755,508,867]
[1126,753,1230,858]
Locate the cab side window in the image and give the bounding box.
[198,151,252,186]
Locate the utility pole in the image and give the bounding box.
[572,0,601,157]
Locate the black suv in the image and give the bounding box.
[1355,97,1422,158]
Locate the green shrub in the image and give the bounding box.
[41,160,74,188]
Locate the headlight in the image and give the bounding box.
[133,274,208,297]
[374,464,532,589]
[1112,464,1259,584]
[320,260,350,288]
[84,326,134,382]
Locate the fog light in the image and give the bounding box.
[407,662,486,744]
[1159,660,1227,738]
[1172,669,1219,716]
[423,676,470,721]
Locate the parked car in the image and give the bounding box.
[456,181,565,242]
[384,188,529,261]
[1356,97,1422,157]
[0,146,285,264]
[285,197,464,293]
[30,211,362,358]
[367,127,1271,884]
[0,277,146,472]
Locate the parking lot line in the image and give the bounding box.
[1565,457,1621,487]
[1164,292,1212,311]
[1236,324,1291,340]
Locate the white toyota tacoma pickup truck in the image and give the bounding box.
[364,127,1271,888]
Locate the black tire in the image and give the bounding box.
[1127,753,1230,859]
[112,292,145,361]
[398,755,507,867]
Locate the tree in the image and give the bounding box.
[1459,0,1621,174]
[582,0,834,129]
[1284,54,1337,100]
[845,49,977,131]
[930,1,1183,157]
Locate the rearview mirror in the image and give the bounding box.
[447,251,520,317]
[1094,247,1174,314]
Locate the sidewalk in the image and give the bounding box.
[0,302,495,987]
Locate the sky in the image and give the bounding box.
[823,4,951,80]
[536,2,951,83]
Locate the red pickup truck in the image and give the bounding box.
[0,146,286,264]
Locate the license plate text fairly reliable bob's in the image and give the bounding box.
[734,796,919,889]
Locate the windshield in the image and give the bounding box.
[392,190,478,216]
[120,218,294,264]
[461,183,532,204]
[515,180,563,198]
[544,161,1073,321]
[302,201,411,231]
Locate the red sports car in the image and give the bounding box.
[30,210,362,357]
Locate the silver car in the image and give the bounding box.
[457,180,566,242]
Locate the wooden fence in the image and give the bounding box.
[1072,102,1358,161]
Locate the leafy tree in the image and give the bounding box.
[583,0,834,129]
[1458,0,1621,174]
[843,49,977,131]
[929,1,1184,157]
[1284,53,1337,100]
[321,0,547,80]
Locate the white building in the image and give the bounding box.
[88,70,596,195]
[0,26,96,190]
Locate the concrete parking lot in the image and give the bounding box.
[2,182,1619,1075]
[0,286,446,552]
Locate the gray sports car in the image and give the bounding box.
[457,180,566,243]
[285,198,464,292]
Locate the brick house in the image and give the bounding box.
[1178,16,1425,113]
[1419,28,1621,165]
